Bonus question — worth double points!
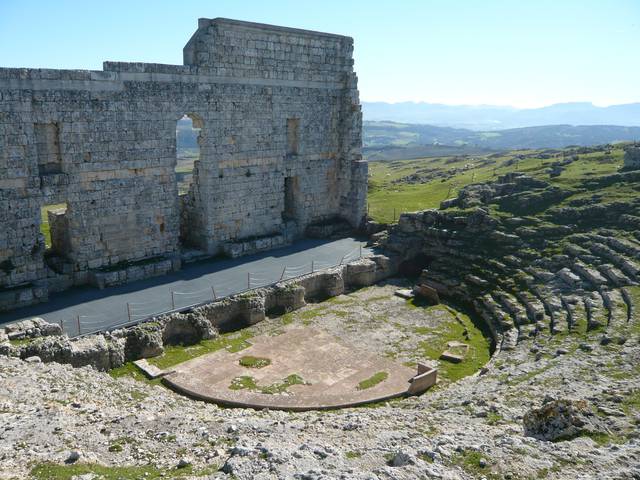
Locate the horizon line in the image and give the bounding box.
[359,100,640,109]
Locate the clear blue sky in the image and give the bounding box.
[1,0,638,108]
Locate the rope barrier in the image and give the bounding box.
[71,245,368,338]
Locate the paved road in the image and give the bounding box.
[0,237,370,336]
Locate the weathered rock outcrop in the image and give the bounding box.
[523,398,606,442]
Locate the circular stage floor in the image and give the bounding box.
[162,327,418,411]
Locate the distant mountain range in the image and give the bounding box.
[362,102,640,130]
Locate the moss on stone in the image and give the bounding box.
[357,371,388,390]
[238,355,271,368]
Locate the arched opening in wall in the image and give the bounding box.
[41,202,70,272]
[175,115,201,195]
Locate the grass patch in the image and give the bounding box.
[298,307,328,321]
[415,304,491,384]
[229,373,309,394]
[366,145,627,224]
[450,450,499,479]
[149,330,253,370]
[109,362,164,387]
[29,462,218,480]
[109,329,255,384]
[229,375,258,391]
[8,337,32,346]
[357,371,389,390]
[238,355,271,369]
[345,451,362,459]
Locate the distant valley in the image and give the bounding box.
[363,121,640,160]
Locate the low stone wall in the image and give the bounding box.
[0,284,49,312]
[88,257,181,289]
[221,234,288,259]
[0,254,398,371]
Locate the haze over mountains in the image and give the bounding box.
[362,101,640,130]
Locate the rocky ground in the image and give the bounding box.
[1,280,639,479]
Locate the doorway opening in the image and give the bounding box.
[41,202,70,272]
[283,176,299,220]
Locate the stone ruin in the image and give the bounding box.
[0,18,367,311]
[623,144,640,170]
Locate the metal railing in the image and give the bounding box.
[63,245,371,338]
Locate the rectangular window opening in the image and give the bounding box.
[287,118,300,156]
[35,123,62,175]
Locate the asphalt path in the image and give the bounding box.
[0,237,370,336]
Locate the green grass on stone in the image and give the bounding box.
[229,375,259,391]
[357,371,388,390]
[367,146,627,224]
[229,373,308,394]
[626,286,640,335]
[148,330,253,370]
[414,303,492,384]
[238,355,271,368]
[109,330,254,382]
[449,450,499,479]
[29,462,219,480]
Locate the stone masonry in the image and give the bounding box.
[623,144,640,170]
[0,18,367,311]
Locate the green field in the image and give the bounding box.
[367,145,626,223]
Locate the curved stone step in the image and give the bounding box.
[472,298,504,350]
[531,285,566,334]
[571,260,609,287]
[476,294,518,350]
[597,264,635,287]
[515,290,549,325]
[621,287,638,325]
[493,290,530,327]
[557,267,584,290]
[599,288,627,331]
[584,291,608,331]
[564,243,591,258]
[603,236,640,261]
[561,295,588,334]
[589,243,640,280]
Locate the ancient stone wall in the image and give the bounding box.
[0,18,366,311]
[623,145,640,170]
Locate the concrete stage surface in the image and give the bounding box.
[162,327,418,411]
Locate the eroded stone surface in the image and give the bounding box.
[163,327,418,410]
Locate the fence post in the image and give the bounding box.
[311,260,315,273]
[247,272,251,290]
[171,291,175,310]
[393,207,396,222]
[127,303,132,322]
[280,266,286,281]
[211,286,217,301]
[76,315,81,336]
[59,319,64,334]
[359,245,362,259]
